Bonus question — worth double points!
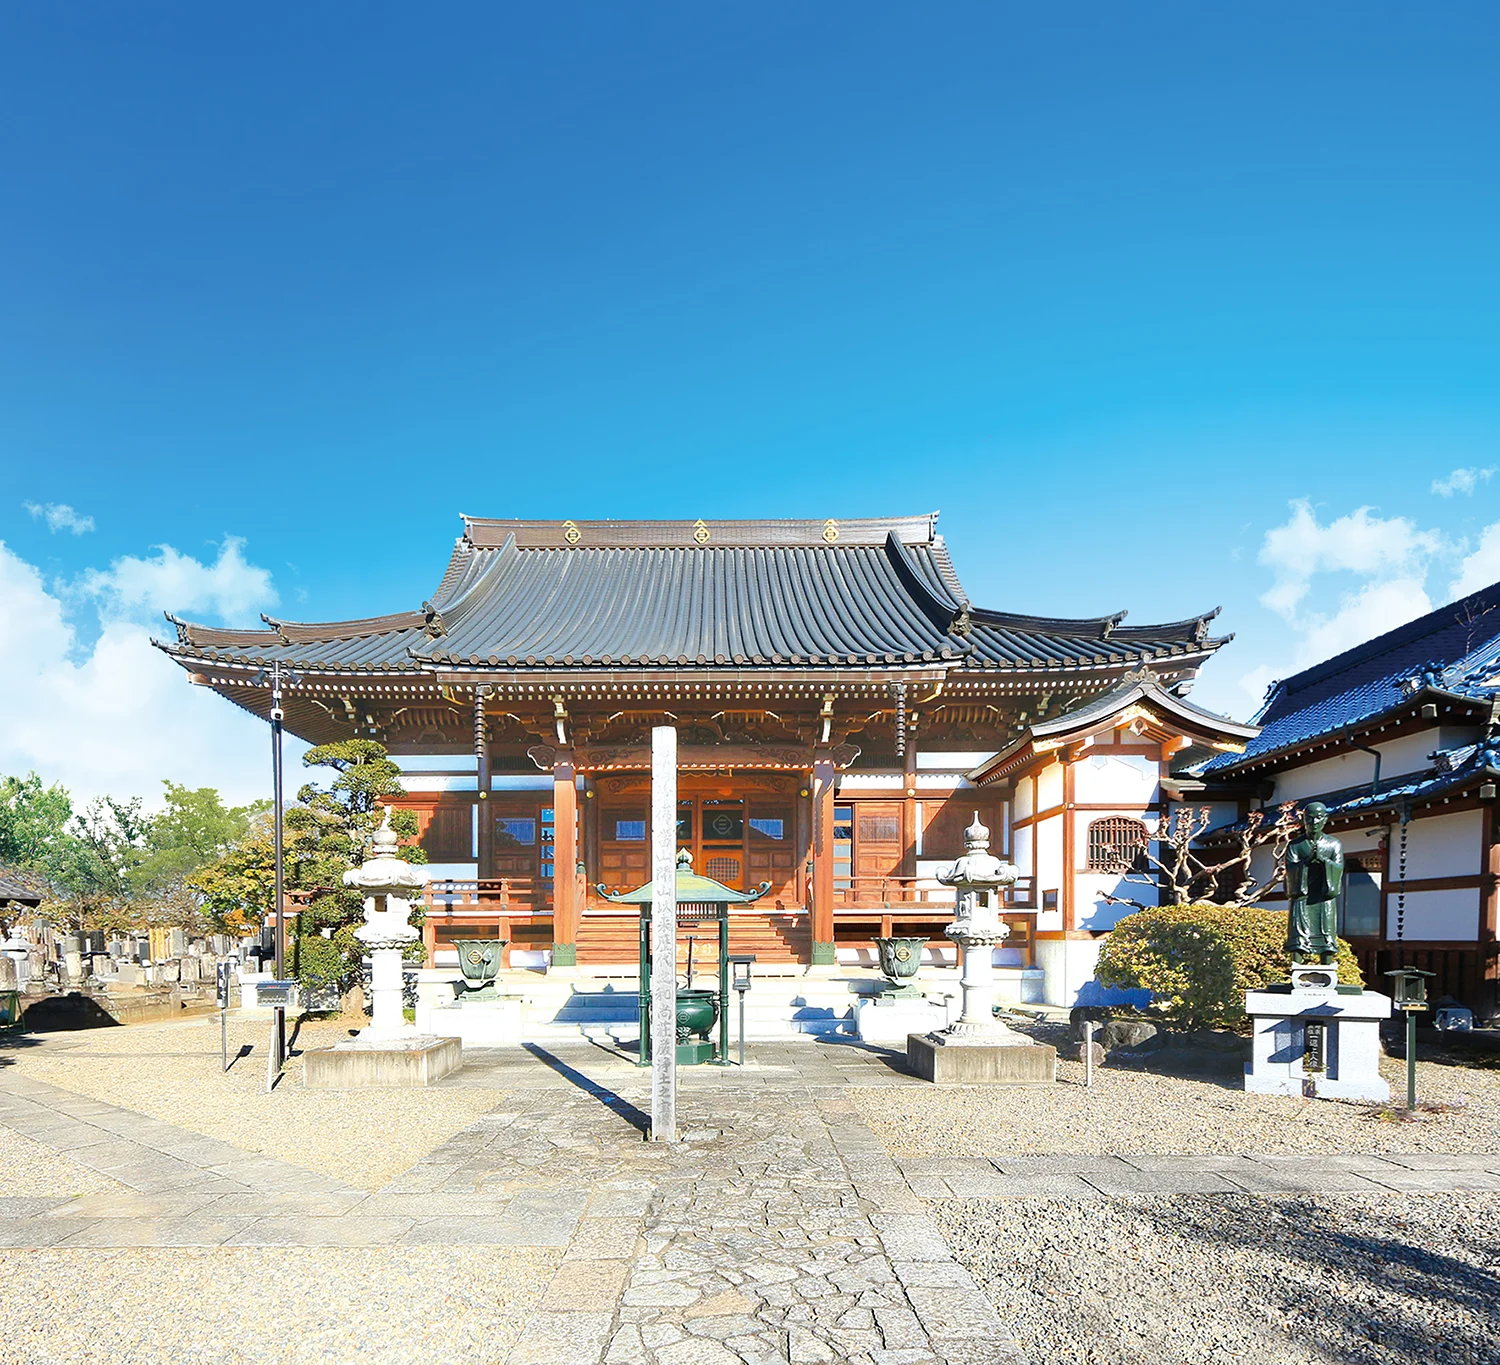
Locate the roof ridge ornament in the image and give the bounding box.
[822,519,839,543]
[563,520,581,545]
[693,519,710,545]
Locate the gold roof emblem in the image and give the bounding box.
[693,519,711,545]
[562,520,581,545]
[822,519,839,543]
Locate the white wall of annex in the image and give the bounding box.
[1073,753,1159,806]
[1012,825,1034,878]
[1037,762,1063,811]
[1401,810,1484,881]
[1271,729,1478,804]
[1014,776,1034,821]
[1075,873,1155,930]
[1395,887,1480,941]
[1036,815,1063,895]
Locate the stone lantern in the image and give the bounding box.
[342,810,426,1041]
[907,815,1056,1084]
[303,810,463,1088]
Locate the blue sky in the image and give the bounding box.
[3,3,1500,804]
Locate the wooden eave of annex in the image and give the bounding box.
[967,679,1260,787]
[1199,687,1493,783]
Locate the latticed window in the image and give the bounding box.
[1087,817,1149,873]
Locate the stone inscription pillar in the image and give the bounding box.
[650,726,678,1142]
[551,752,579,967]
[810,752,836,965]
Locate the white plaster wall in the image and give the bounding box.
[1012,826,1034,878]
[1393,887,1480,942]
[1014,777,1033,821]
[1036,815,1063,896]
[1271,729,1478,804]
[1184,802,1243,837]
[839,773,905,790]
[400,775,479,793]
[1401,810,1483,880]
[1036,938,1149,1008]
[1073,753,1159,805]
[1038,762,1063,811]
[1246,846,1280,904]
[1075,873,1156,931]
[392,754,478,772]
[918,751,997,769]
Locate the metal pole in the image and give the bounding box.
[221,1005,228,1073]
[649,726,678,1142]
[637,910,650,1068]
[738,989,746,1067]
[717,913,729,1064]
[1406,1009,1417,1109]
[270,662,287,1069]
[1084,1020,1095,1089]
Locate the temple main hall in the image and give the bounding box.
[159,513,1256,1005]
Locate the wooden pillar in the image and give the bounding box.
[1483,803,1499,1019]
[810,751,836,964]
[551,751,579,966]
[902,715,919,879]
[1061,758,1075,933]
[475,691,492,879]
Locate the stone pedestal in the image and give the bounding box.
[908,1032,1057,1085]
[304,1036,461,1089]
[426,997,525,1045]
[853,994,949,1045]
[1243,984,1392,1102]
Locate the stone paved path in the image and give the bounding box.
[4,1040,1499,1364]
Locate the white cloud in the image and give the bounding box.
[76,536,275,623]
[23,501,95,535]
[1432,467,1495,497]
[0,538,291,809]
[1294,577,1434,666]
[1450,521,1500,600]
[1258,500,1442,620]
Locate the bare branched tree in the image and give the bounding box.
[1099,802,1301,911]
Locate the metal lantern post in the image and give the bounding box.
[1385,967,1434,1109]
[730,955,755,1066]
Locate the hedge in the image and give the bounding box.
[1095,902,1363,1031]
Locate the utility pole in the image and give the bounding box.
[270,661,287,1076]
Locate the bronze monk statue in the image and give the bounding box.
[1285,801,1343,965]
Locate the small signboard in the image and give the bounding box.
[216,961,234,1010]
[256,979,299,1008]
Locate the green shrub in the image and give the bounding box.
[1095,902,1363,1031]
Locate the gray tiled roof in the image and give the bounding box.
[159,515,1228,675]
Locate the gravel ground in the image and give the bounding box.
[0,1246,560,1365]
[0,1124,123,1198]
[851,1050,1500,1158]
[934,1192,1500,1365]
[9,1017,506,1190]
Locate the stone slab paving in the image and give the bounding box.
[893,1151,1500,1198]
[6,1038,1500,1363]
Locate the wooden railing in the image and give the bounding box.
[422,878,549,967]
[830,874,1036,909]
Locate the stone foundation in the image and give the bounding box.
[303,1036,462,1089]
[907,1032,1057,1085]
